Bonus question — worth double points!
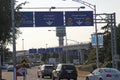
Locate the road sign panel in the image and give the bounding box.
[35,12,64,27]
[56,27,66,37]
[38,48,46,54]
[29,49,37,54]
[16,65,25,76]
[18,12,34,27]
[46,48,54,53]
[21,57,28,67]
[65,11,93,26]
[91,33,103,46]
[55,47,63,52]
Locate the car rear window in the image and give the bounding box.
[45,66,54,69]
[104,68,120,73]
[62,65,76,70]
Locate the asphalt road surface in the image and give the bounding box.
[2,66,86,80]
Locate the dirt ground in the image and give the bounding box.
[78,71,90,77]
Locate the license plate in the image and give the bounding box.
[66,70,72,73]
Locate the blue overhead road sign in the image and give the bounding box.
[65,11,93,26]
[38,48,46,54]
[35,12,64,27]
[18,12,34,27]
[29,49,37,54]
[55,47,63,52]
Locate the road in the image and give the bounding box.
[2,66,86,80]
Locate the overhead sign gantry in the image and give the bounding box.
[18,11,94,27]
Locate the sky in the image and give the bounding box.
[8,0,120,51]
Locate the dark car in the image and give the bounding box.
[52,63,78,80]
[37,64,54,78]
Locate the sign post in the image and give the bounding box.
[21,57,27,80]
[16,65,25,76]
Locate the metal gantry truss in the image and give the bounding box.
[95,13,118,68]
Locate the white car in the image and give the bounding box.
[86,68,120,80]
[7,65,14,71]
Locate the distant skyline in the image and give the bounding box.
[7,0,120,51]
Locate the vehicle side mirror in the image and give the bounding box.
[90,71,93,74]
[52,70,56,73]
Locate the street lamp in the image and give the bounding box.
[22,39,24,50]
[10,1,28,79]
[10,0,17,79]
[62,0,99,68]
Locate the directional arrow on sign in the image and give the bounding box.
[17,67,24,75]
[76,20,83,25]
[16,65,25,76]
[46,21,53,25]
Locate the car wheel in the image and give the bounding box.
[86,77,89,80]
[99,78,103,80]
[42,75,44,78]
[74,78,77,80]
[50,75,52,79]
[38,75,40,78]
[52,75,55,80]
[57,76,61,80]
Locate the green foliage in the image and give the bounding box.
[86,23,120,68]
[116,24,120,55]
[0,0,21,45]
[0,0,21,65]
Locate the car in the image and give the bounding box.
[2,64,8,70]
[52,63,78,80]
[7,65,14,72]
[86,68,120,80]
[37,64,55,78]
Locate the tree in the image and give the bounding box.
[0,0,21,45]
[0,0,21,65]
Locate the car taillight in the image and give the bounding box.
[106,74,112,77]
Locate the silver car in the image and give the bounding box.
[86,68,120,80]
[7,65,14,72]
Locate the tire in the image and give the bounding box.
[57,76,61,80]
[52,75,55,80]
[42,75,44,78]
[99,78,103,80]
[86,77,89,80]
[38,75,40,78]
[74,78,77,80]
[50,75,52,79]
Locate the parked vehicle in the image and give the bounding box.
[2,64,8,70]
[37,64,55,78]
[52,63,77,80]
[7,65,14,72]
[86,68,120,80]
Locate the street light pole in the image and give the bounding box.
[22,39,24,51]
[11,0,17,80]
